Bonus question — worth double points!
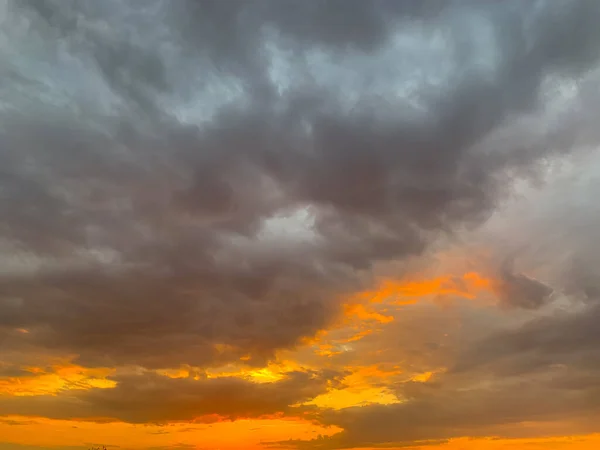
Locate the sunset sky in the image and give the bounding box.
[2,1,600,449]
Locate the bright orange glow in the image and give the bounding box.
[156,366,194,379]
[302,271,494,363]
[0,362,116,396]
[344,302,394,324]
[356,271,494,304]
[204,360,303,383]
[410,371,434,383]
[0,415,341,450]
[303,385,400,409]
[349,364,403,380]
[409,434,600,450]
[301,364,403,410]
[314,343,344,357]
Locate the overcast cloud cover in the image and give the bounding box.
[2,1,600,449]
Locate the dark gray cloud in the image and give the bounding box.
[455,299,600,377]
[494,259,554,309]
[1,0,600,373]
[0,368,341,423]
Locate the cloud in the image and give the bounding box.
[279,244,600,449]
[284,371,600,449]
[455,299,600,377]
[272,151,600,449]
[2,4,600,447]
[276,299,600,449]
[0,368,341,423]
[492,259,554,309]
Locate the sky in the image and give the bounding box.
[1,0,600,449]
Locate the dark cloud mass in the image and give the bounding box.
[2,0,600,405]
[494,259,554,309]
[0,369,341,423]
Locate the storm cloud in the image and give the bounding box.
[2,1,600,448]
[2,0,599,369]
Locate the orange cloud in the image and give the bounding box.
[301,364,403,410]
[410,371,434,383]
[356,271,494,304]
[343,303,394,324]
[0,362,115,397]
[291,271,494,371]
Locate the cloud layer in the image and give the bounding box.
[2,1,600,449]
